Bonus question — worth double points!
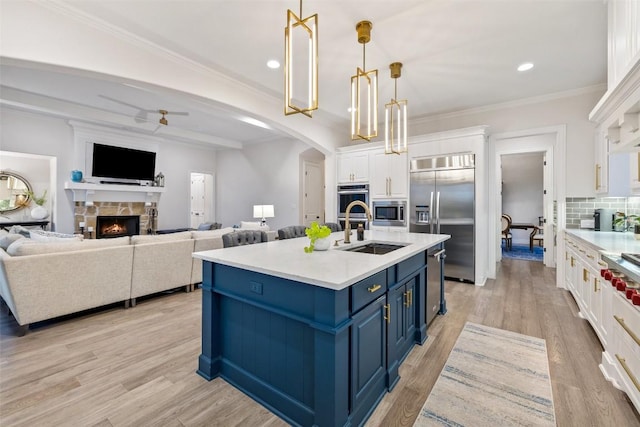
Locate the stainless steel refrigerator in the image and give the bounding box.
[410,154,475,283]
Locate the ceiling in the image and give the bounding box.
[0,0,607,149]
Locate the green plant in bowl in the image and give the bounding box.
[613,214,640,232]
[304,221,331,253]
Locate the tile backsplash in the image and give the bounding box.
[565,197,640,228]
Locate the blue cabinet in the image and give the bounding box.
[350,295,388,427]
[198,248,434,427]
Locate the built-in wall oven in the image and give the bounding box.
[372,200,406,227]
[337,183,369,230]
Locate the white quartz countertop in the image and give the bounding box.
[565,229,640,255]
[193,230,450,290]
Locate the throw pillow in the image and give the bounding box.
[9,225,32,237]
[0,233,23,250]
[197,222,214,231]
[29,230,84,242]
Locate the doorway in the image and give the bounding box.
[489,126,567,284]
[501,152,545,261]
[190,172,215,229]
[301,160,324,227]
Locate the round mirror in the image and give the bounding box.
[0,171,32,214]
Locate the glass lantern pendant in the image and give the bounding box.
[351,21,378,141]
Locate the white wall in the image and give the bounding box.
[216,139,323,231]
[0,107,218,233]
[399,88,604,197]
[502,152,544,244]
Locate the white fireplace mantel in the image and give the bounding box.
[64,182,164,205]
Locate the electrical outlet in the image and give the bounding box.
[250,282,263,295]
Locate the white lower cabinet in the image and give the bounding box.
[564,231,639,412]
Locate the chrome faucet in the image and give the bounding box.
[344,200,372,244]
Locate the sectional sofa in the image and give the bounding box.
[0,226,275,336]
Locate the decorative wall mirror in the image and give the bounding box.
[0,171,32,214]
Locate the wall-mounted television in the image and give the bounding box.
[92,143,156,182]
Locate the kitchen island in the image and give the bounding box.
[193,230,450,427]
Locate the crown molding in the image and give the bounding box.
[410,84,606,126]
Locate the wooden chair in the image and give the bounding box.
[531,216,544,249]
[501,214,512,250]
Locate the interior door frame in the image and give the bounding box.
[301,159,325,226]
[488,125,566,287]
[189,171,215,226]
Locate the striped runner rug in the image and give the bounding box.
[414,322,556,426]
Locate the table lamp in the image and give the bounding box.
[253,204,275,226]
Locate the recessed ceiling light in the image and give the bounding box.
[517,62,534,72]
[267,59,280,69]
[240,116,271,129]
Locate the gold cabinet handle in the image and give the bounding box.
[368,284,381,293]
[598,260,607,267]
[404,289,413,307]
[587,254,595,260]
[594,277,599,292]
[614,315,640,346]
[616,354,640,392]
[595,163,601,190]
[384,304,390,324]
[571,257,575,267]
[583,268,588,282]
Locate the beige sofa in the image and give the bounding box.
[0,227,275,335]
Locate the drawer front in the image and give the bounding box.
[613,293,640,348]
[351,270,387,314]
[396,252,426,283]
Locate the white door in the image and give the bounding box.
[190,173,205,229]
[303,161,324,227]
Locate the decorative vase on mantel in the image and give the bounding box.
[31,205,48,220]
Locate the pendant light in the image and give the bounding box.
[384,62,408,154]
[284,0,318,117]
[351,20,378,141]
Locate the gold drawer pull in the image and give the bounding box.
[615,354,640,392]
[583,268,588,282]
[587,254,594,260]
[384,304,390,324]
[367,284,381,293]
[614,315,640,346]
[598,260,607,267]
[594,277,599,292]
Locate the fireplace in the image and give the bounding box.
[96,215,140,238]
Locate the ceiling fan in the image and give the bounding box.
[99,95,189,126]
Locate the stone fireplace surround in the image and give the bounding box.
[74,201,157,237]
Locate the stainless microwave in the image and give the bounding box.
[372,200,406,227]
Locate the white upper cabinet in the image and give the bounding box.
[337,151,369,183]
[590,1,640,154]
[630,150,640,194]
[608,0,640,89]
[370,150,408,199]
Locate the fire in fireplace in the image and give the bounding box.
[96,215,140,238]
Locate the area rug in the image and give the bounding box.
[502,243,543,262]
[414,322,556,426]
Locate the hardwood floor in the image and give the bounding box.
[1,259,639,426]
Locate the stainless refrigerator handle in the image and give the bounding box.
[436,191,441,233]
[429,191,434,234]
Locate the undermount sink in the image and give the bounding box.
[341,242,407,255]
